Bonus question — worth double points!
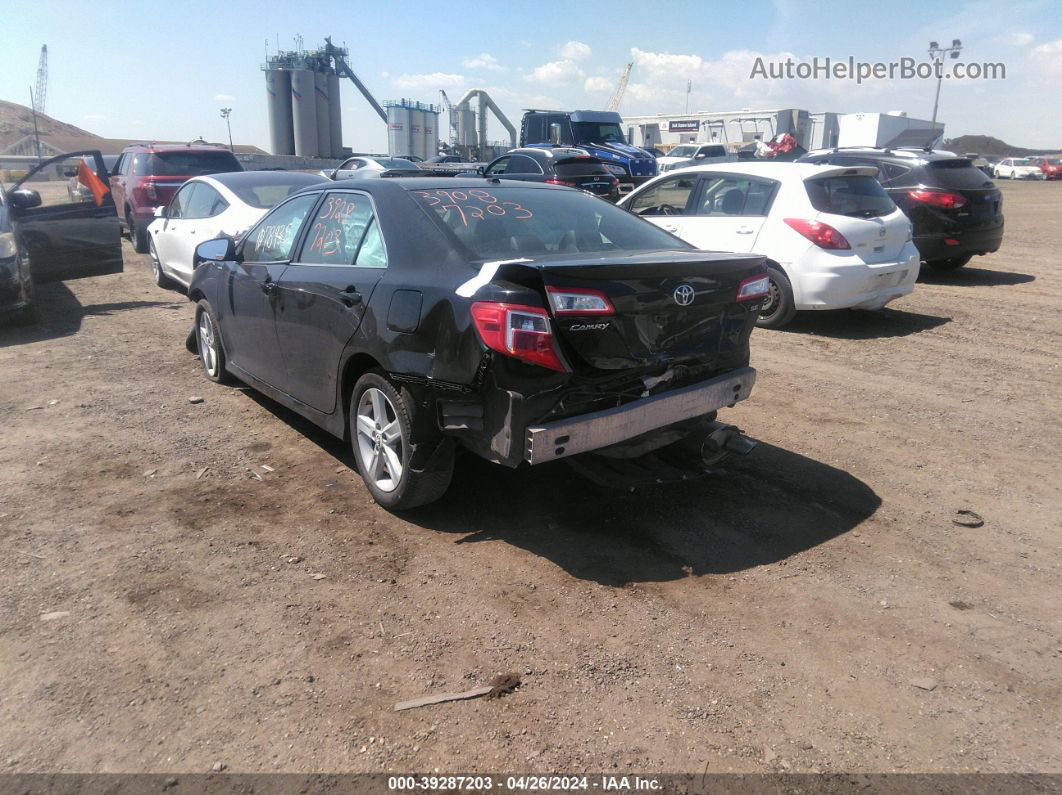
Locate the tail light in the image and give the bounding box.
[470,302,567,372]
[609,177,620,189]
[736,273,770,302]
[546,179,577,187]
[783,219,851,250]
[907,189,966,209]
[545,286,614,315]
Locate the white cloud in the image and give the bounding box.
[559,41,592,61]
[1030,38,1062,80]
[392,72,466,90]
[1000,32,1034,46]
[525,60,584,85]
[462,53,505,71]
[583,76,613,94]
[213,94,235,103]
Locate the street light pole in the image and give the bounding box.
[220,107,233,152]
[928,39,963,137]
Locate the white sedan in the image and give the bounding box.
[147,171,325,289]
[618,162,920,328]
[992,158,1046,180]
[327,156,422,180]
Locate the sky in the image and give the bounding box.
[1,0,1060,152]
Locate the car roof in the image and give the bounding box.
[288,177,574,198]
[802,147,965,163]
[657,161,876,180]
[122,143,233,154]
[202,170,326,189]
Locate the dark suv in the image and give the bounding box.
[798,148,1003,271]
[109,144,242,252]
[478,148,620,201]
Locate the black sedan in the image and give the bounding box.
[188,178,768,509]
[478,148,621,201]
[1,150,122,323]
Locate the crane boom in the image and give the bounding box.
[606,62,632,112]
[34,45,48,115]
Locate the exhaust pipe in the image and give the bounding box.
[700,421,757,465]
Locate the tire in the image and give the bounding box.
[925,254,972,271]
[350,370,453,510]
[755,265,797,329]
[195,299,233,384]
[149,237,175,289]
[128,212,149,253]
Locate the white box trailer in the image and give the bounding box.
[836,112,943,149]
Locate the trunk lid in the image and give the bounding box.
[522,250,765,372]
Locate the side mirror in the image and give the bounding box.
[153,205,166,219]
[694,153,707,159]
[549,123,562,146]
[193,237,235,269]
[9,189,42,209]
[476,166,485,175]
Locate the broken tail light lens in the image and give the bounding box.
[907,189,967,209]
[545,287,614,315]
[736,273,770,302]
[470,302,567,372]
[783,218,851,250]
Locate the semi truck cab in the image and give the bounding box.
[519,110,657,193]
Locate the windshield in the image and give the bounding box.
[1011,158,1033,166]
[927,159,995,189]
[135,150,242,177]
[376,158,419,169]
[805,175,896,218]
[410,186,689,260]
[571,122,626,145]
[226,175,324,209]
[667,146,694,159]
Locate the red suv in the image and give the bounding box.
[109,143,242,252]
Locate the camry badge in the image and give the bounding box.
[673,284,695,306]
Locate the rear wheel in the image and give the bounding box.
[755,265,797,329]
[128,211,148,253]
[350,371,453,510]
[926,254,972,271]
[149,238,175,289]
[195,299,232,384]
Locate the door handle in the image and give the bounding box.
[663,225,678,232]
[339,286,362,307]
[736,228,754,234]
[261,279,276,295]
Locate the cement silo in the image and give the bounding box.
[408,108,425,159]
[314,72,332,160]
[422,109,439,159]
[387,103,411,157]
[265,68,295,156]
[327,71,343,157]
[290,68,319,158]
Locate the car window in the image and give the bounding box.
[484,157,510,176]
[299,192,375,266]
[805,175,895,218]
[627,174,697,215]
[695,177,776,216]
[354,219,388,268]
[668,146,694,159]
[135,150,241,177]
[927,159,995,189]
[505,155,543,175]
[696,146,727,158]
[168,183,197,219]
[554,158,609,177]
[184,184,227,219]
[243,194,318,262]
[411,186,689,259]
[877,162,911,184]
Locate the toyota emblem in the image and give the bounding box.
[673,284,695,306]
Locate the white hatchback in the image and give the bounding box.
[618,162,920,328]
[147,171,326,289]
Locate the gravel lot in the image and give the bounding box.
[0,180,1059,774]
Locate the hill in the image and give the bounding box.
[943,134,1061,157]
[0,99,101,148]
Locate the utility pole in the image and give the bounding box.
[685,80,691,115]
[928,39,962,140]
[220,107,233,151]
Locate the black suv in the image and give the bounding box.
[477,148,620,201]
[798,148,1003,271]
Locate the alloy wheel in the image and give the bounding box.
[149,239,162,282]
[355,387,404,493]
[198,311,219,377]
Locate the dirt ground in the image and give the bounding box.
[1,181,1059,775]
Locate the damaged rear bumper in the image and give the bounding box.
[524,367,756,465]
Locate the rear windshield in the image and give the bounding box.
[411,186,689,260]
[553,158,609,177]
[377,158,418,170]
[805,175,895,218]
[228,176,322,209]
[136,150,242,177]
[927,159,995,189]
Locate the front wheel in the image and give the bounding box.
[350,371,453,510]
[755,265,797,329]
